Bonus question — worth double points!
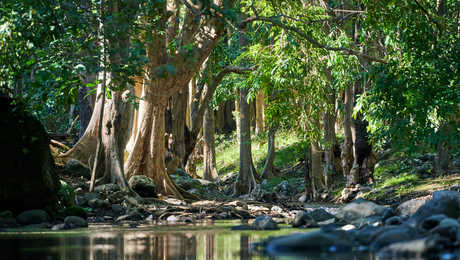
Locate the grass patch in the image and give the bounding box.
[198,130,306,178]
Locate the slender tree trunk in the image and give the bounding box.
[234,87,257,196]
[215,103,225,134]
[90,82,106,192]
[203,105,219,181]
[78,81,94,138]
[255,91,265,135]
[310,140,322,199]
[260,125,278,179]
[341,86,354,186]
[235,91,241,138]
[323,95,336,188]
[224,100,236,133]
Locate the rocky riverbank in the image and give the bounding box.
[254,189,460,259]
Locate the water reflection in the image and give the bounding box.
[0,223,376,260]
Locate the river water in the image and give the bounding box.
[0,221,376,260]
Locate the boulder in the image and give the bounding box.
[170,169,202,191]
[409,190,460,226]
[63,159,91,179]
[64,206,88,219]
[88,199,110,209]
[128,176,157,198]
[377,236,449,259]
[253,215,279,230]
[0,96,60,214]
[396,197,429,217]
[264,230,354,255]
[311,208,335,222]
[385,216,403,226]
[64,216,88,229]
[370,226,416,252]
[17,209,49,225]
[335,199,387,225]
[292,211,317,228]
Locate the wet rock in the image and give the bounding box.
[292,211,317,228]
[116,211,143,222]
[17,209,49,225]
[88,199,110,209]
[336,199,386,225]
[94,184,120,193]
[254,215,279,230]
[370,226,416,252]
[311,208,335,222]
[382,207,396,221]
[111,204,124,215]
[377,236,449,259]
[396,197,429,217]
[418,214,447,233]
[409,190,460,226]
[385,216,403,226]
[128,176,157,198]
[264,230,354,255]
[64,216,88,229]
[355,225,389,245]
[51,223,67,231]
[63,159,91,179]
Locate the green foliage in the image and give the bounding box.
[358,0,460,152]
[57,180,75,208]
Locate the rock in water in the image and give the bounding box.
[128,176,157,198]
[64,216,88,229]
[292,211,317,228]
[0,96,60,214]
[17,209,49,225]
[253,215,279,230]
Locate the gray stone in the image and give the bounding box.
[292,211,317,228]
[396,197,429,217]
[51,223,67,231]
[64,216,88,229]
[88,199,110,209]
[409,191,460,226]
[377,236,449,259]
[94,184,120,193]
[336,199,387,225]
[64,159,91,179]
[310,208,335,222]
[253,215,279,230]
[385,216,403,226]
[111,204,124,215]
[170,171,202,191]
[370,226,416,252]
[264,230,354,255]
[17,209,49,225]
[128,176,157,198]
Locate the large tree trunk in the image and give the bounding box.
[203,105,219,181]
[341,86,354,186]
[234,87,257,196]
[255,91,265,135]
[166,87,188,173]
[260,125,278,179]
[124,89,183,198]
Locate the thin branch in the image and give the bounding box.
[242,16,386,63]
[414,0,442,32]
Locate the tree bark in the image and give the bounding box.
[203,105,219,181]
[341,86,354,186]
[234,86,257,196]
[310,140,323,199]
[260,125,278,179]
[166,87,188,173]
[255,91,265,135]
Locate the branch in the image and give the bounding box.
[191,65,255,135]
[414,0,442,33]
[242,16,386,63]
